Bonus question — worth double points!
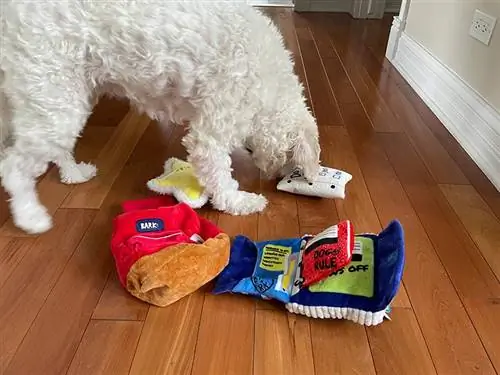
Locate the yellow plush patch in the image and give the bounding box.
[147,158,209,208]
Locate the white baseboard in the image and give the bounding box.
[392,33,500,191]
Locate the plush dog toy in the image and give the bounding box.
[147,158,209,208]
[277,166,352,199]
[148,159,352,209]
[213,220,354,303]
[213,220,405,326]
[111,196,229,307]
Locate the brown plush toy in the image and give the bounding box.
[111,196,230,307]
[126,234,230,307]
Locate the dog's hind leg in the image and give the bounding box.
[0,120,54,234]
[182,132,268,215]
[0,81,93,233]
[54,153,97,185]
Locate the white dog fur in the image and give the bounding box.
[0,0,320,234]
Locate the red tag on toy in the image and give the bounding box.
[300,220,354,287]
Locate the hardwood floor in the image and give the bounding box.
[1,9,499,375]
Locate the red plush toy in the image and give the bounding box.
[111,196,230,306]
[299,220,354,287]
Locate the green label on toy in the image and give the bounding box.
[309,237,374,298]
[259,244,292,272]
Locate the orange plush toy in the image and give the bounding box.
[111,196,229,307]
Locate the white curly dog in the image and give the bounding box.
[0,0,320,234]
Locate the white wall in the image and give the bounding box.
[405,0,500,111]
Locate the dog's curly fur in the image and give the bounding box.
[0,0,320,234]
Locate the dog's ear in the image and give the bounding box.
[291,127,321,181]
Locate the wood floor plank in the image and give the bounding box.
[312,17,400,133]
[62,110,150,209]
[0,126,115,237]
[3,208,116,375]
[365,174,495,374]
[191,294,255,375]
[308,21,395,182]
[311,321,376,375]
[219,211,258,242]
[367,308,437,375]
[295,23,343,126]
[87,97,130,127]
[124,120,178,167]
[287,314,316,375]
[390,282,412,309]
[296,195,339,235]
[0,209,95,373]
[129,292,204,375]
[375,70,469,185]
[92,271,149,321]
[378,132,498,373]
[408,184,500,371]
[390,67,500,219]
[258,179,300,240]
[318,126,380,233]
[75,126,118,162]
[440,184,500,281]
[66,320,142,375]
[379,133,500,295]
[197,206,219,228]
[358,17,393,61]
[254,310,315,375]
[322,15,469,186]
[0,237,35,288]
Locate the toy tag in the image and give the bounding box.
[299,220,354,287]
[136,218,165,233]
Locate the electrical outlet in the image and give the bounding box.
[469,9,497,45]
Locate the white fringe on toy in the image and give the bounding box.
[285,303,387,326]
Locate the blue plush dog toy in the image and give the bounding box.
[213,220,405,326]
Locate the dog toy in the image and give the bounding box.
[213,220,404,326]
[287,220,405,325]
[212,220,354,303]
[299,222,354,287]
[147,158,209,208]
[111,196,229,307]
[277,166,352,199]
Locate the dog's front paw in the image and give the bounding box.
[212,191,268,215]
[60,162,97,184]
[12,202,53,234]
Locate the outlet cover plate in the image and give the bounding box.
[469,9,497,45]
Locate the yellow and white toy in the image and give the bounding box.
[147,158,209,208]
